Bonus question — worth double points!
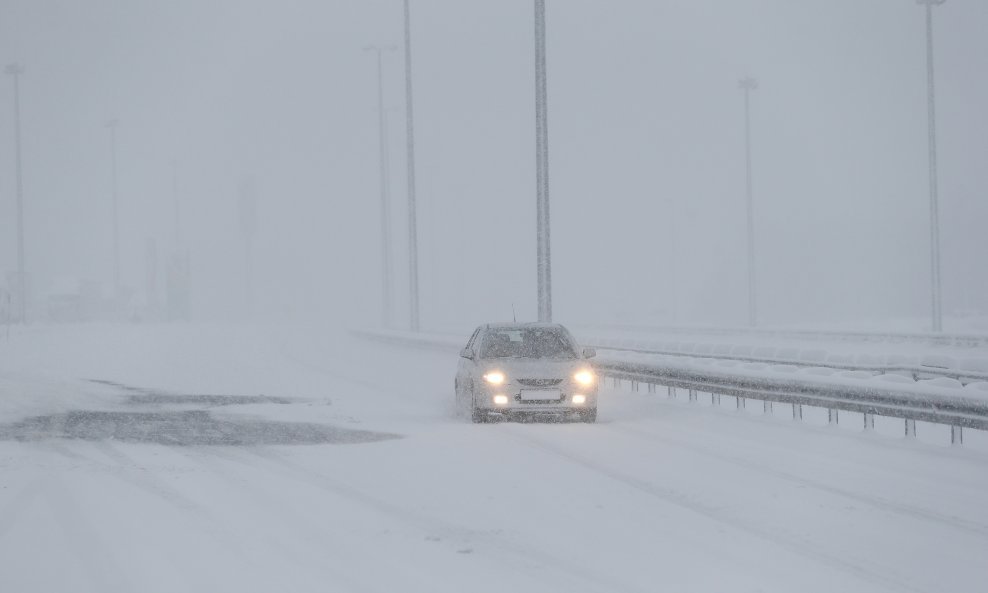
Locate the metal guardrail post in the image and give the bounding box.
[355,331,988,443]
[647,383,656,394]
[612,377,619,389]
[582,339,988,386]
[712,393,721,407]
[763,401,773,414]
[793,404,803,421]
[688,389,697,402]
[631,380,639,392]
[905,419,917,438]
[579,324,988,348]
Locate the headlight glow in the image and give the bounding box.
[572,394,587,405]
[573,369,595,386]
[483,371,506,385]
[493,394,509,405]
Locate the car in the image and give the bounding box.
[454,322,598,423]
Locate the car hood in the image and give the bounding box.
[480,358,586,379]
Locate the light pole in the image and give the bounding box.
[365,44,397,328]
[5,64,26,322]
[534,0,552,322]
[167,159,191,322]
[402,0,421,331]
[918,0,945,332]
[666,197,679,323]
[739,77,758,327]
[171,159,181,249]
[238,178,257,318]
[105,119,120,294]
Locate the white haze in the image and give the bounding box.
[0,0,986,331]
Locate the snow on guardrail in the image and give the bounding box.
[353,327,985,443]
[351,328,988,423]
[575,323,988,348]
[577,336,988,386]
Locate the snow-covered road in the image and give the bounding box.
[1,324,986,592]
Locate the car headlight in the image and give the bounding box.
[483,371,506,385]
[573,369,595,386]
[572,394,587,405]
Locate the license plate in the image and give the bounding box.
[520,389,562,401]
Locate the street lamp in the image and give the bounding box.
[918,0,946,332]
[171,159,181,248]
[365,44,397,328]
[238,177,257,318]
[534,0,552,322]
[167,159,191,321]
[738,76,758,327]
[402,0,421,331]
[5,64,26,322]
[105,119,121,295]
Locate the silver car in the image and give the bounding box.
[454,323,598,423]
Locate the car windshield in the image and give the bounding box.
[478,328,577,359]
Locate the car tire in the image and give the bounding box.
[454,379,464,417]
[579,408,597,423]
[470,392,489,423]
[471,407,488,424]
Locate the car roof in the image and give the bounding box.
[482,322,569,331]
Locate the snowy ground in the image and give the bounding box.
[1,323,987,593]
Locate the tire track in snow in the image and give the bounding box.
[87,441,206,513]
[0,474,48,539]
[44,441,254,568]
[42,474,134,593]
[502,424,928,593]
[174,447,385,593]
[0,470,133,592]
[604,423,988,538]
[215,446,652,593]
[628,394,988,474]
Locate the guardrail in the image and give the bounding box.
[353,328,988,444]
[595,356,988,444]
[577,323,988,348]
[580,341,988,386]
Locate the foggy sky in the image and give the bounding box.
[0,0,986,331]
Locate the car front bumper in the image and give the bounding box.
[477,394,597,414]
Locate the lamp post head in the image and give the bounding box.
[5,63,24,76]
[917,0,946,6]
[738,77,758,91]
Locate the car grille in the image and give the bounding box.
[517,378,564,387]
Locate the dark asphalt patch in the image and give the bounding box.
[0,410,400,446]
[125,394,295,406]
[88,379,156,394]
[89,379,303,406]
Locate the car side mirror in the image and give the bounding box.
[460,347,475,360]
[582,347,596,358]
